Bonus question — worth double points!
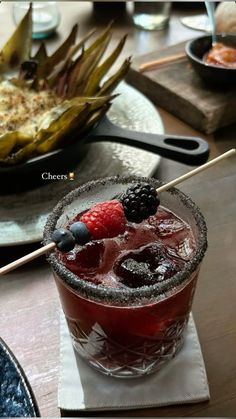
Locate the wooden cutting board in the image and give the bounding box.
[125,41,236,134]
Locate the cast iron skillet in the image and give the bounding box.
[0,116,209,194]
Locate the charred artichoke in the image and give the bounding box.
[0,5,130,165]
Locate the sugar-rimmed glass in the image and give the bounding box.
[44,176,207,378]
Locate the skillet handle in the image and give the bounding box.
[86,117,209,165]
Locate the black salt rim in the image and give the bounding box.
[43,176,207,305]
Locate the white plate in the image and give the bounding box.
[180,15,211,32]
[0,82,163,247]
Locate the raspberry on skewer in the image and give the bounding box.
[80,200,127,240]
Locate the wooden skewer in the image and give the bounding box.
[156,148,236,193]
[0,148,235,276]
[139,52,186,72]
[0,242,56,276]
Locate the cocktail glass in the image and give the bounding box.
[44,176,207,378]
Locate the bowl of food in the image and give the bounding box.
[185,34,236,86]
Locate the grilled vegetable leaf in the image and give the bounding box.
[83,35,127,96]
[98,57,131,96]
[0,5,32,72]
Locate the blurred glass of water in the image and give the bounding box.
[132,2,172,31]
[12,2,60,39]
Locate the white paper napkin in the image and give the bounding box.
[58,311,210,411]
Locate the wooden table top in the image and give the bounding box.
[0,2,236,417]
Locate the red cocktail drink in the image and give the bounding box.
[44,176,207,378]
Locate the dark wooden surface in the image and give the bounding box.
[126,42,236,134]
[1,2,236,417]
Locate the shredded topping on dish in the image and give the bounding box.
[0,81,60,136]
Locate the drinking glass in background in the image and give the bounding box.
[12,2,60,39]
[132,2,172,31]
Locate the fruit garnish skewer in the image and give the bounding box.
[0,148,235,276]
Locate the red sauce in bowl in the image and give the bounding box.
[204,42,236,69]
